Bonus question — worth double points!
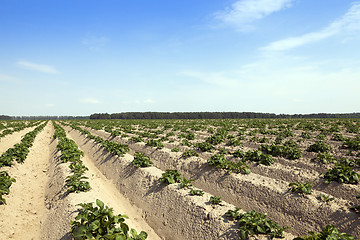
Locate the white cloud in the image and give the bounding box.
[45,103,55,107]
[17,60,59,74]
[0,73,21,83]
[261,2,360,51]
[215,0,294,30]
[80,98,100,104]
[82,36,109,51]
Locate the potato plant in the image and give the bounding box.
[159,169,182,185]
[307,141,332,153]
[132,152,153,168]
[209,195,222,205]
[226,209,288,240]
[0,171,16,204]
[322,163,360,184]
[71,199,148,240]
[319,193,334,203]
[189,189,204,196]
[289,182,313,195]
[312,152,337,164]
[294,224,355,240]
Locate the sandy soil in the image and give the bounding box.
[0,123,51,239]
[0,122,162,240]
[78,125,360,237]
[63,133,162,240]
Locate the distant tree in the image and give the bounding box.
[0,115,12,120]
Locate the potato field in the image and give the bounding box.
[0,118,359,239]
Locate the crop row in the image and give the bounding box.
[72,119,360,164]
[69,120,360,197]
[0,120,42,139]
[0,121,47,204]
[54,122,150,239]
[63,122,291,239]
[53,121,91,193]
[62,121,360,239]
[67,121,359,237]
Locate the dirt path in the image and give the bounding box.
[0,122,52,239]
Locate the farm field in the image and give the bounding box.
[0,118,359,239]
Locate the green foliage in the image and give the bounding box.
[70,199,148,240]
[206,134,225,145]
[218,148,227,155]
[227,209,288,240]
[289,182,312,195]
[132,152,153,168]
[342,137,360,150]
[195,142,215,152]
[179,132,195,140]
[225,207,242,220]
[181,139,192,147]
[171,147,179,152]
[145,139,164,149]
[69,162,89,175]
[189,189,204,196]
[102,140,130,156]
[130,136,144,143]
[312,152,337,164]
[322,163,360,184]
[232,149,245,158]
[209,195,222,205]
[181,150,199,159]
[260,143,302,160]
[332,133,345,141]
[179,177,194,189]
[294,224,355,240]
[159,169,182,185]
[227,138,242,146]
[54,122,91,193]
[339,158,356,167]
[243,150,274,166]
[66,173,91,193]
[307,141,332,153]
[208,154,250,174]
[0,171,16,204]
[300,131,312,139]
[0,123,46,167]
[208,154,226,167]
[319,193,334,203]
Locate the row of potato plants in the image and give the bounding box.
[65,121,288,239]
[71,119,360,188]
[135,153,358,240]
[0,121,47,204]
[56,122,149,239]
[65,121,360,239]
[73,119,360,159]
[52,122,90,193]
[0,120,42,139]
[71,119,360,182]
[68,120,360,201]
[60,122,130,157]
[67,120,360,209]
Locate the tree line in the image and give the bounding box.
[2,112,359,120]
[90,112,360,120]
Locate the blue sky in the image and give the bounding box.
[0,0,359,116]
